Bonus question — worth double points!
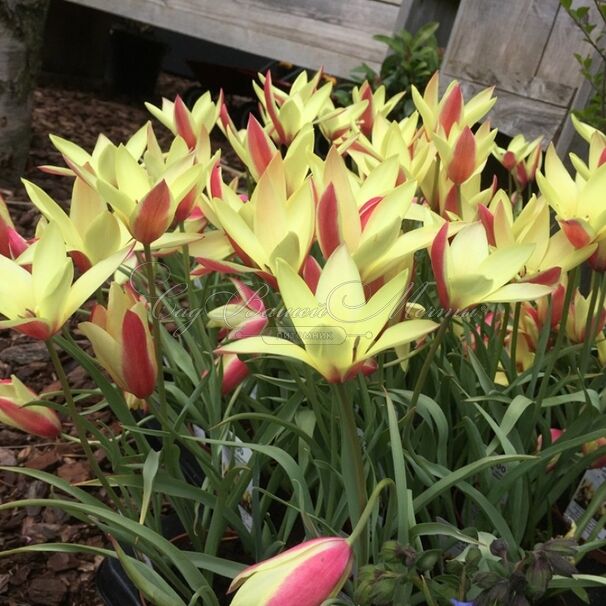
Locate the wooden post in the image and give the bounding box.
[0,0,49,187]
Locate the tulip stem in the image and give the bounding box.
[347,478,394,547]
[143,244,167,419]
[410,313,451,409]
[333,382,367,556]
[46,339,121,508]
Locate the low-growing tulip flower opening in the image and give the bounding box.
[0,68,604,605]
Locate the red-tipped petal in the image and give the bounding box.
[0,397,61,438]
[69,250,92,273]
[560,219,593,249]
[16,319,53,340]
[477,204,495,246]
[316,183,341,258]
[7,228,28,259]
[264,71,288,145]
[231,278,265,314]
[174,95,197,149]
[221,355,250,395]
[359,81,374,137]
[439,84,463,136]
[502,150,516,172]
[121,310,157,398]
[523,267,561,287]
[302,255,322,294]
[430,223,450,310]
[443,185,460,218]
[247,114,276,178]
[132,180,172,244]
[173,187,197,224]
[210,162,224,198]
[448,127,476,185]
[359,196,382,229]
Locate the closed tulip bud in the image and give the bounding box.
[0,375,61,438]
[525,553,551,598]
[228,537,353,606]
[581,437,606,468]
[79,282,157,399]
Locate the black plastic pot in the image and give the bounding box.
[109,27,167,99]
[96,417,205,605]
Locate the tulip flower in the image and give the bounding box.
[318,98,367,143]
[411,73,496,138]
[348,112,434,185]
[351,81,405,137]
[220,245,438,383]
[313,150,442,284]
[96,144,205,244]
[0,195,28,260]
[537,144,606,249]
[537,428,564,471]
[207,279,268,394]
[430,222,553,312]
[0,375,61,438]
[478,193,594,283]
[495,134,543,190]
[0,223,128,340]
[78,282,157,399]
[254,70,332,145]
[433,122,497,185]
[218,111,313,194]
[204,154,315,281]
[565,289,606,344]
[228,537,353,606]
[145,92,221,149]
[44,124,148,186]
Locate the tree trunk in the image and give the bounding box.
[0,0,49,188]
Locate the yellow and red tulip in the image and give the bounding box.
[430,222,553,312]
[0,223,128,340]
[478,193,594,283]
[203,154,315,281]
[495,134,543,190]
[145,92,221,149]
[78,282,157,399]
[411,73,496,138]
[220,245,437,383]
[228,537,353,606]
[351,81,405,137]
[565,288,606,344]
[0,375,61,438]
[537,144,606,250]
[254,70,332,146]
[95,144,205,244]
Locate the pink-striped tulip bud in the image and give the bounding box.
[536,428,564,471]
[0,375,61,438]
[78,283,157,398]
[228,537,353,606]
[208,279,267,394]
[0,196,29,260]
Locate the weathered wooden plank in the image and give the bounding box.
[66,0,399,77]
[441,75,569,142]
[442,0,561,101]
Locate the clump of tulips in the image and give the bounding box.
[0,70,606,606]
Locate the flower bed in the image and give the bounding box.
[1,69,606,605]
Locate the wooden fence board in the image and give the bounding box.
[441,0,598,141]
[66,0,399,77]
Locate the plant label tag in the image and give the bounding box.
[564,468,606,541]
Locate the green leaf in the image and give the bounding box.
[140,449,161,524]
